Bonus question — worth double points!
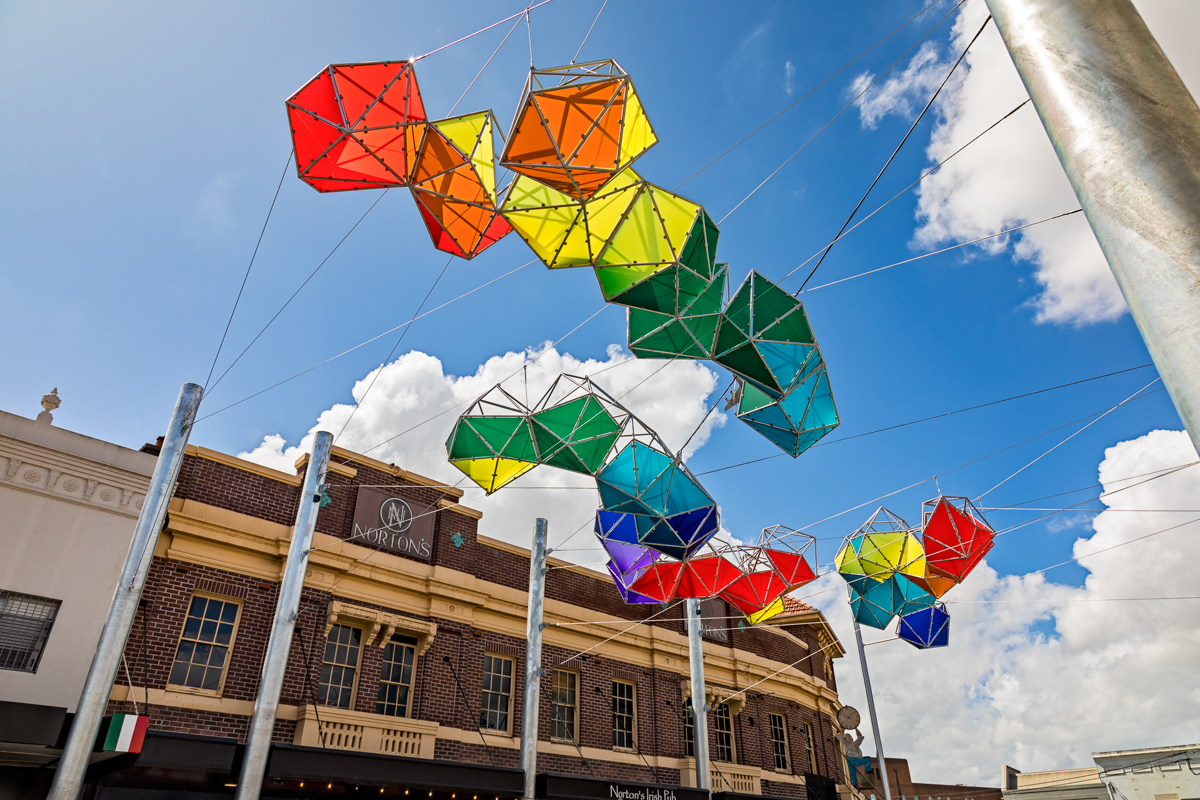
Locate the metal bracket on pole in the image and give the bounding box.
[235,431,334,800]
[985,0,1200,454]
[521,518,549,800]
[684,598,712,792]
[47,382,203,800]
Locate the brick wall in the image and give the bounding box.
[130,453,844,793]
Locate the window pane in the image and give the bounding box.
[319,625,360,709]
[714,703,734,763]
[552,670,577,741]
[169,596,239,692]
[770,713,789,771]
[376,638,416,717]
[480,655,513,731]
[612,681,636,750]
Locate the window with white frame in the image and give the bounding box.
[769,712,790,772]
[713,702,735,763]
[800,720,817,773]
[375,634,417,717]
[318,624,362,709]
[167,595,240,693]
[612,680,636,750]
[480,654,514,732]
[551,669,578,742]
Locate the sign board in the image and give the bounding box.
[537,773,707,800]
[350,486,436,561]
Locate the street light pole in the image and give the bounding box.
[684,599,711,792]
[984,0,1200,454]
[520,518,548,800]
[47,383,203,800]
[235,431,333,800]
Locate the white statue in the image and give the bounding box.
[841,728,865,758]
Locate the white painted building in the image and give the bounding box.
[1093,744,1200,800]
[0,396,155,784]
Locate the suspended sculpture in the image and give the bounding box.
[285,57,839,457]
[445,375,818,617]
[835,497,994,648]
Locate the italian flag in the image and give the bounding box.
[102,714,149,753]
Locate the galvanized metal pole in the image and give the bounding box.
[984,0,1200,455]
[235,431,333,800]
[47,382,202,800]
[520,518,548,800]
[853,617,892,800]
[684,598,711,792]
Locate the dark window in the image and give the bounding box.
[375,635,417,717]
[800,721,817,773]
[770,712,790,771]
[168,595,238,691]
[551,669,577,742]
[480,654,513,732]
[0,591,60,673]
[612,680,635,749]
[699,598,728,642]
[319,625,362,708]
[714,703,735,763]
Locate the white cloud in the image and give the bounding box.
[851,0,1200,325]
[850,41,949,130]
[810,428,1200,782]
[785,60,796,96]
[239,343,726,567]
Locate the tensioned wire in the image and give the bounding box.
[777,98,1034,287]
[693,362,1155,477]
[203,149,293,393]
[410,0,556,63]
[795,15,993,292]
[715,0,970,225]
[193,259,538,423]
[331,256,455,449]
[675,0,955,190]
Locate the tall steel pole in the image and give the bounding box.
[684,598,711,792]
[984,0,1200,454]
[520,518,548,800]
[235,431,333,800]
[47,382,203,800]
[853,618,892,800]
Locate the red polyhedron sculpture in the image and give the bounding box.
[287,61,426,193]
[921,496,995,582]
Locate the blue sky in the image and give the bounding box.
[3,0,1198,777]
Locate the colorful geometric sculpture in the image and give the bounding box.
[849,576,904,630]
[897,603,950,649]
[922,496,995,582]
[602,538,659,604]
[627,265,727,360]
[596,441,718,560]
[287,61,426,192]
[410,111,512,258]
[720,569,790,617]
[501,60,657,201]
[835,508,926,590]
[837,498,994,646]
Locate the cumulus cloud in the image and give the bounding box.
[850,0,1200,325]
[850,41,950,130]
[811,428,1200,782]
[239,343,727,567]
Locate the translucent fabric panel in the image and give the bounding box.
[617,85,657,164]
[451,457,537,494]
[766,549,817,587]
[676,556,741,598]
[595,509,641,545]
[748,596,786,624]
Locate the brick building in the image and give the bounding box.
[9,436,853,800]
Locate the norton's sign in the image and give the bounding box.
[610,788,676,800]
[351,486,436,561]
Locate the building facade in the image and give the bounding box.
[0,407,157,798]
[1092,744,1200,800]
[1,428,853,800]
